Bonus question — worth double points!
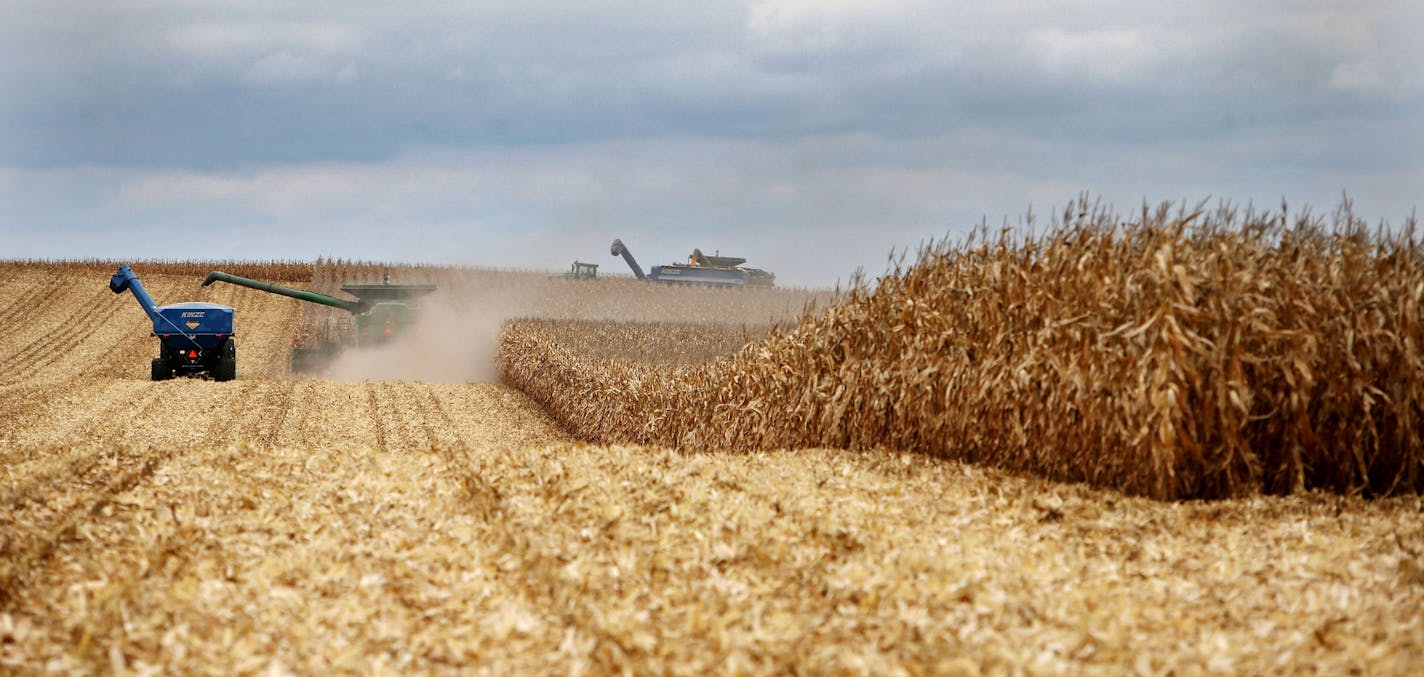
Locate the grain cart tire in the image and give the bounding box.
[213,338,236,382]
[151,358,172,381]
[213,357,236,382]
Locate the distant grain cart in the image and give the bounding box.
[110,264,236,381]
[203,271,435,373]
[611,239,775,287]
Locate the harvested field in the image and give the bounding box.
[2,260,1422,673]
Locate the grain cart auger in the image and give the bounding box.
[202,270,436,373]
[110,264,236,381]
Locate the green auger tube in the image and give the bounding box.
[202,271,368,315]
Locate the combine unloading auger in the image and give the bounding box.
[203,271,367,314]
[203,271,435,373]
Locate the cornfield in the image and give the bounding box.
[500,201,1424,499]
[4,259,315,282]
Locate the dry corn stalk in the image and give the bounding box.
[500,200,1424,500]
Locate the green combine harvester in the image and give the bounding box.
[203,271,436,373]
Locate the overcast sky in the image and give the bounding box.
[1,1,1420,287]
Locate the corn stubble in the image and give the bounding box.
[502,202,1424,500]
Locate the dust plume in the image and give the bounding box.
[323,283,539,383]
[316,270,833,384]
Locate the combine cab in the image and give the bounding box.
[203,271,435,374]
[611,239,775,287]
[110,265,237,381]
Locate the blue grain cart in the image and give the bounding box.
[611,239,775,287]
[110,265,236,381]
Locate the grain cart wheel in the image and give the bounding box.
[213,357,236,382]
[213,339,237,382]
[151,358,172,381]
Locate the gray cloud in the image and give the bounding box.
[1,0,1420,286]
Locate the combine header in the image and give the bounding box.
[203,271,436,373]
[110,264,236,381]
[611,239,775,287]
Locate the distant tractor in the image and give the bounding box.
[555,261,599,280]
[110,264,236,381]
[202,271,436,373]
[611,239,775,287]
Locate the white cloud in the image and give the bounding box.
[161,20,363,85]
[1328,61,1389,95]
[167,21,362,58]
[1026,27,1161,83]
[746,0,958,73]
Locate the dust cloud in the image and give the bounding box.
[323,282,540,383]
[315,272,833,384]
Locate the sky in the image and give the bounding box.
[1,1,1420,287]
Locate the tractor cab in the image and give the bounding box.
[571,261,599,279]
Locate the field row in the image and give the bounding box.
[6,433,1420,673]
